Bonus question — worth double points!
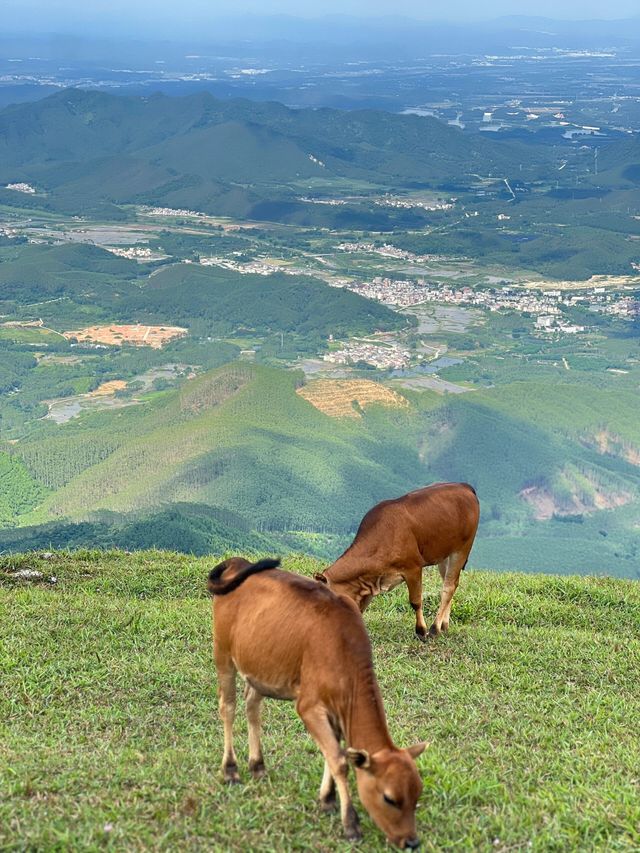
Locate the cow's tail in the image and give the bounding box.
[208,558,281,596]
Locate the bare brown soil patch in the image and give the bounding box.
[88,380,128,397]
[592,429,640,467]
[63,324,187,349]
[297,379,408,418]
[521,470,634,521]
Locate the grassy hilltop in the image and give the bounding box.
[2,550,640,851]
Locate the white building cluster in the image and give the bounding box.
[324,341,412,370]
[535,315,585,334]
[105,246,154,260]
[334,275,639,331]
[140,206,205,218]
[373,197,454,211]
[5,182,36,194]
[200,255,296,276]
[336,242,444,263]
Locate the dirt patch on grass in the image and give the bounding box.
[297,379,408,418]
[63,324,187,349]
[88,380,128,397]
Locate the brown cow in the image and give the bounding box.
[315,483,479,639]
[208,557,425,849]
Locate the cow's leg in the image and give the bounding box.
[244,683,266,779]
[431,551,466,636]
[405,568,428,640]
[217,659,240,783]
[298,704,361,840]
[319,759,337,812]
[359,593,374,613]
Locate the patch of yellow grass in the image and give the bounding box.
[297,379,408,418]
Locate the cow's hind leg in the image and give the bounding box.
[244,683,266,779]
[430,551,467,636]
[319,759,337,812]
[217,660,241,783]
[298,703,361,841]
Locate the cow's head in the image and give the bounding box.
[314,571,371,611]
[347,743,425,849]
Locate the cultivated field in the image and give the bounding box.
[297,379,408,418]
[2,551,640,851]
[63,324,187,349]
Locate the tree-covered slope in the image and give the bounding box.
[0,242,140,301]
[125,263,406,336]
[4,363,639,576]
[15,364,423,532]
[0,242,406,337]
[0,503,283,556]
[0,88,554,215]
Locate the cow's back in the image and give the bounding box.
[339,482,479,569]
[214,569,369,691]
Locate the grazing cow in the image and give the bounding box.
[208,556,425,849]
[315,483,479,639]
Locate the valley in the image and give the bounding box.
[0,87,638,577]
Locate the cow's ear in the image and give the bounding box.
[314,573,328,584]
[407,741,427,759]
[346,748,371,769]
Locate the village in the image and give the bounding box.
[333,274,639,330]
[199,254,296,275]
[336,241,448,262]
[323,338,413,370]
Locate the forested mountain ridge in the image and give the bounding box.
[0,88,553,216]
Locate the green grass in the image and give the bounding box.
[0,326,64,345]
[2,550,640,851]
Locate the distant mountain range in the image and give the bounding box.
[0,88,548,218]
[3,15,640,53]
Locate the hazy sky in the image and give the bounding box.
[4,0,640,28]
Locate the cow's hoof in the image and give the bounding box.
[344,807,362,842]
[249,760,266,780]
[428,623,440,638]
[345,824,362,842]
[223,763,241,784]
[415,626,428,643]
[320,793,337,813]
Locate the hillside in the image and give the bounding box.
[0,241,140,302]
[2,551,639,850]
[0,503,286,557]
[0,88,553,217]
[2,361,639,576]
[9,364,424,533]
[596,135,640,186]
[125,263,406,336]
[0,241,406,337]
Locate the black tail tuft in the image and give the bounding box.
[207,557,281,596]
